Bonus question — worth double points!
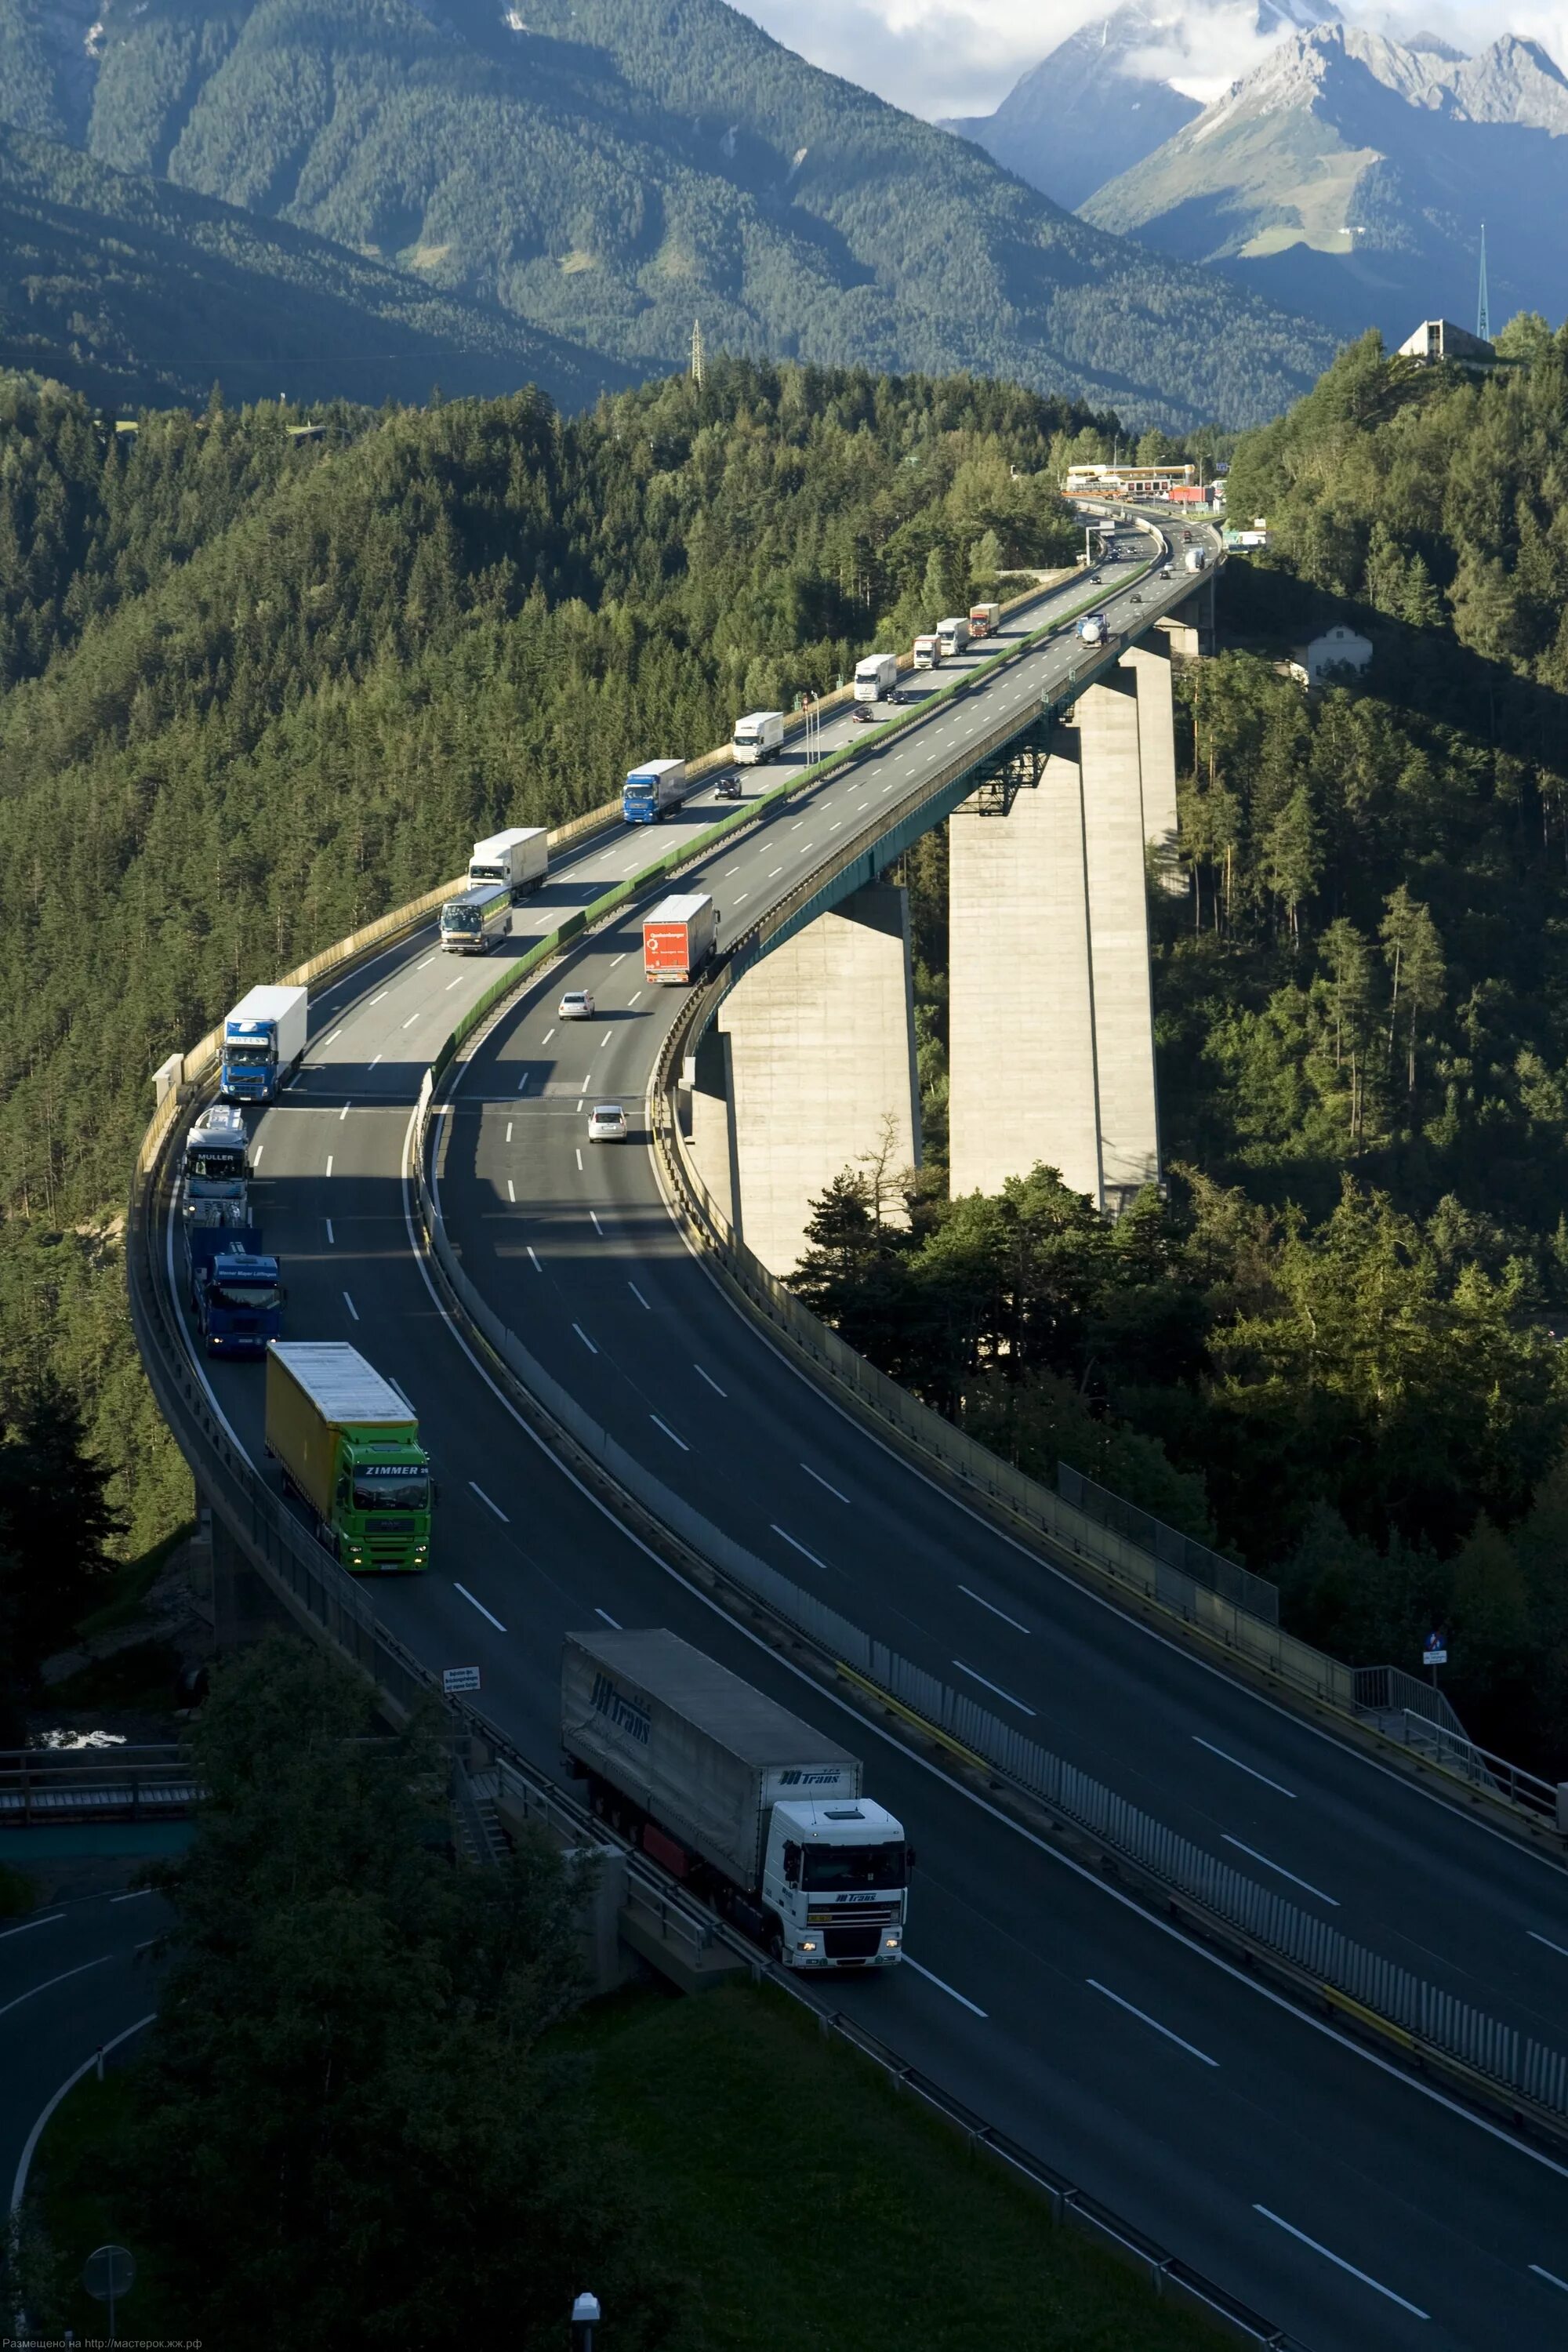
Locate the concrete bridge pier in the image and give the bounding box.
[688,881,923,1278]
[1076,677,1161,1214]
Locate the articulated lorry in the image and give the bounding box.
[184,1225,284,1359]
[854,654,898,702]
[182,1104,250,1219]
[622,757,689,824]
[912,633,941,670]
[936,615,971,657]
[220,985,307,1104]
[469,827,547,899]
[1077,610,1111,647]
[643,893,718,984]
[562,1628,909,1969]
[733,711,785,765]
[968,601,1001,638]
[265,1341,430,1573]
[1185,546,1209,572]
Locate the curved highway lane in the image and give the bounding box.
[151,543,1568,2347]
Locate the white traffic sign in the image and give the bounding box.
[442,1666,481,1695]
[1422,1635,1447,1668]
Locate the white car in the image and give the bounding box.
[587,1103,627,1142]
[558,989,595,1020]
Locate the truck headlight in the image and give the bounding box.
[883,1934,902,1951]
[800,1938,818,1954]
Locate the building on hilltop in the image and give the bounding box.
[1397,320,1496,371]
[1289,626,1373,689]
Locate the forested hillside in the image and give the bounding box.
[0,123,626,410]
[0,358,1086,1555]
[803,327,1568,1768]
[0,0,1332,426]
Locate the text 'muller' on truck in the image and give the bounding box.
[561,1628,909,1969]
[622,757,688,824]
[468,826,547,900]
[220,984,307,1103]
[643,892,718,985]
[265,1341,430,1573]
[181,1102,250,1223]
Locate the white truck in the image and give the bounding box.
[468,827,547,899]
[562,1628,909,1969]
[220,984,307,1105]
[182,1102,250,1220]
[936,615,971,657]
[733,710,785,765]
[912,633,941,670]
[1077,610,1110,647]
[854,654,898,702]
[1185,546,1209,572]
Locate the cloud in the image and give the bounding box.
[735,0,1568,122]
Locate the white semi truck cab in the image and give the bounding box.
[763,1793,909,1968]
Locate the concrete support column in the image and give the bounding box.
[1120,637,1185,896]
[719,882,921,1278]
[1077,677,1160,1212]
[685,1022,742,1236]
[948,739,1103,1206]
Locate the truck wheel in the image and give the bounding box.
[767,1922,785,1965]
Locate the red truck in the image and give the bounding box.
[643,892,719,984]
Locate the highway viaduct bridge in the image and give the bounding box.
[125,514,1568,2352]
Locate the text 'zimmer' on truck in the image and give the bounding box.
[266,1342,431,1573]
[562,1628,909,1969]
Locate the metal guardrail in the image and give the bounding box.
[0,1746,200,1823]
[1058,1461,1278,1625]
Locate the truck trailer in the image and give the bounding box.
[622,757,688,824]
[562,1628,909,1969]
[643,893,718,984]
[220,985,308,1103]
[265,1341,430,1573]
[469,827,547,899]
[936,615,971,657]
[912,634,942,670]
[1185,546,1209,572]
[732,711,785,766]
[854,654,898,702]
[1077,611,1110,647]
[967,601,1001,638]
[184,1225,284,1359]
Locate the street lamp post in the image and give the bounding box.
[572,2290,602,2351]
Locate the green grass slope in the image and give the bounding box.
[0,0,1335,426]
[0,119,631,408]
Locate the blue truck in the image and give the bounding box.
[183,1222,285,1359]
[221,985,308,1103]
[622,757,689,824]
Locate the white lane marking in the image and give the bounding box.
[1531,2264,1568,2292]
[952,1659,1036,1716]
[325,1217,336,1243]
[370,990,389,1005]
[1222,1835,1339,1907]
[109,1889,154,1903]
[339,1101,351,1121]
[576,1098,585,1114]
[417,956,437,969]
[468,1482,510,1523]
[734,891,750,905]
[595,1607,622,1628]
[651,1414,690,1453]
[580,1073,593,1088]
[325,1154,333,1178]
[771,1523,831,1574]
[694,1363,727,1396]
[724,865,742,876]
[959,1585,1031,1635]
[791,819,805,829]
[11,2013,156,2214]
[1087,1978,1218,2067]
[768,866,784,877]
[800,1461,850,1504]
[343,1291,359,1322]
[1529,1930,1568,1959]
[402,1013,419,1029]
[507,1180,516,1203]
[902,1955,987,2016]
[0,1955,111,2020]
[629,1281,651,1310]
[455,1580,506,1631]
[575,1148,584,1171]
[506,1122,514,1143]
[599,1032,613,1051]
[610,953,627,967]
[252,1144,265,1165]
[527,1246,543,1272]
[370,1053,383,1068]
[445,976,463,992]
[0,1912,64,1940]
[542,1026,555,1044]
[1252,2208,1428,2321]
[1193,1737,1297,1799]
[573,1322,598,1355]
[629,989,643,1005]
[590,1210,604,1235]
[517,1073,529,1093]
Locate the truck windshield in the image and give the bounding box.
[626,784,655,801]
[803,1841,906,1891]
[212,1282,281,1312]
[442,906,480,935]
[470,865,503,881]
[225,1043,274,1067]
[187,1148,246,1181]
[354,1472,430,1513]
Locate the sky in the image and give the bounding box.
[736,1,1568,121]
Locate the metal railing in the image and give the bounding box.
[0,1745,201,1823]
[1058,1461,1277,1624]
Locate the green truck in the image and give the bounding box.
[265,1341,431,1573]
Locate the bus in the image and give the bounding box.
[439,879,512,954]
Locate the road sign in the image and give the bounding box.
[442,1665,481,1695]
[1422,1634,1447,1668]
[84,2244,135,2339]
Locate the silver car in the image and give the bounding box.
[587,1103,627,1142]
[558,989,595,1020]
